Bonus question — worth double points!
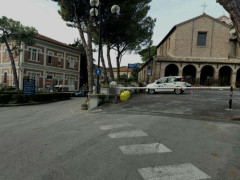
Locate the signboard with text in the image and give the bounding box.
[23,80,35,96]
[128,64,139,69]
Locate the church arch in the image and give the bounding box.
[182,65,196,84]
[236,68,240,88]
[200,65,214,86]
[164,64,179,77]
[218,66,232,86]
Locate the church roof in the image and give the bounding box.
[157,13,231,48]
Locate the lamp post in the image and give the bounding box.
[90,0,120,94]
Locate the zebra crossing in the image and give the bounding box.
[99,122,211,180]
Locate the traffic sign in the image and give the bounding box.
[46,80,51,86]
[95,68,102,76]
[128,64,139,69]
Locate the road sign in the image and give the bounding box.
[95,68,102,76]
[46,80,51,86]
[128,64,139,69]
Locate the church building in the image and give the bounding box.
[138,13,240,88]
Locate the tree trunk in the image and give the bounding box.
[74,5,94,94]
[116,52,121,82]
[217,0,240,44]
[86,16,94,94]
[2,35,19,91]
[106,43,114,81]
[100,47,108,83]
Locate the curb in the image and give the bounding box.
[0,98,72,107]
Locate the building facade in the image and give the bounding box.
[0,34,81,90]
[138,14,240,87]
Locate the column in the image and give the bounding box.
[63,52,66,69]
[43,70,46,87]
[231,72,237,88]
[214,70,219,86]
[195,69,201,85]
[179,68,183,76]
[43,47,47,66]
[63,73,65,85]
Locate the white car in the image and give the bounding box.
[146,76,191,95]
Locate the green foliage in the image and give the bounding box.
[0,16,38,55]
[0,94,10,104]
[0,83,7,92]
[98,0,155,53]
[12,94,29,104]
[130,69,139,82]
[101,83,110,88]
[138,46,157,62]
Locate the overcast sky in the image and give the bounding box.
[0,0,229,67]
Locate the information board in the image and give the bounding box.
[23,80,35,95]
[128,64,139,69]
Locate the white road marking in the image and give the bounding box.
[108,130,148,139]
[100,123,132,130]
[138,163,211,180]
[93,109,102,112]
[119,143,172,155]
[233,100,240,104]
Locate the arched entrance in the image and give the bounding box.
[219,66,232,86]
[236,69,240,87]
[165,64,179,77]
[182,65,196,84]
[200,65,214,86]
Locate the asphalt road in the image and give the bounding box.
[0,91,240,180]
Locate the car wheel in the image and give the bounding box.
[174,89,182,95]
[148,89,155,95]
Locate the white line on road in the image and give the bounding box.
[119,143,172,155]
[100,123,132,130]
[108,130,148,139]
[233,100,240,104]
[138,163,211,180]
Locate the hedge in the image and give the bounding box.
[31,93,71,102]
[0,94,10,104]
[12,94,29,104]
[0,92,71,104]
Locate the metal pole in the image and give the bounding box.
[96,3,102,94]
[229,86,233,109]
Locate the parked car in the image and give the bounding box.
[146,76,191,95]
[74,90,88,97]
[54,85,76,96]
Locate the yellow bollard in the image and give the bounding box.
[125,91,130,99]
[120,91,128,101]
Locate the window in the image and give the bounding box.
[68,57,76,68]
[29,47,41,62]
[197,32,207,46]
[5,49,8,61]
[28,72,40,87]
[168,77,176,83]
[4,72,7,83]
[57,54,62,66]
[56,76,62,85]
[48,52,54,64]
[47,74,53,80]
[68,77,75,85]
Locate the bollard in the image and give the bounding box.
[229,86,233,109]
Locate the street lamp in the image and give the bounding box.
[90,0,120,94]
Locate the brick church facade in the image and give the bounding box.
[138,14,240,88]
